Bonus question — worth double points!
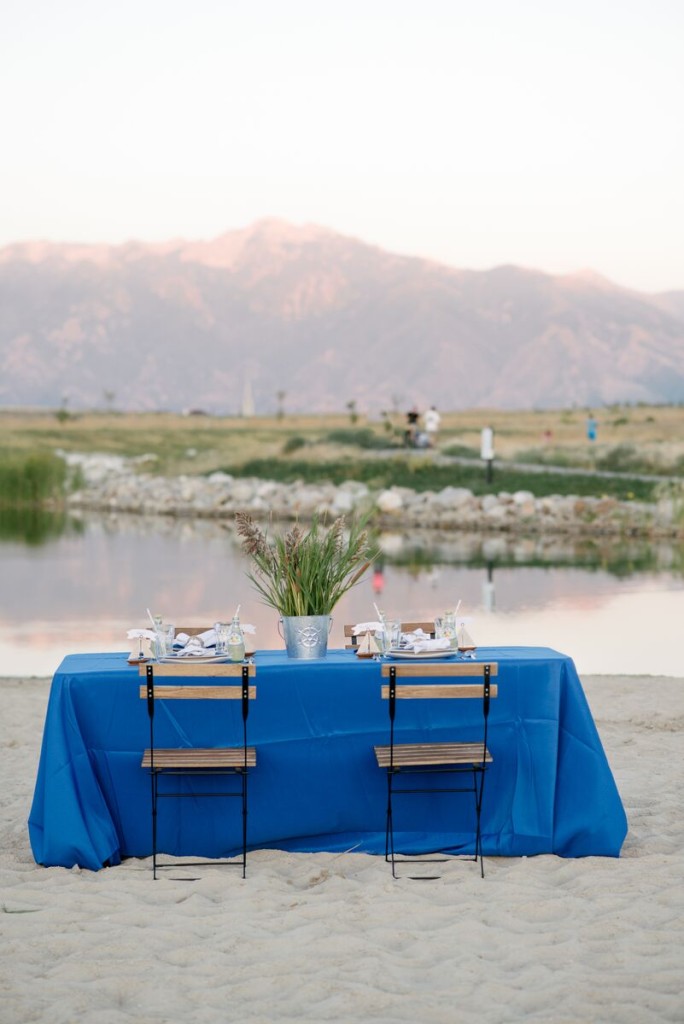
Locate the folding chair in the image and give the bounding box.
[374,661,498,879]
[139,661,256,879]
[344,621,435,649]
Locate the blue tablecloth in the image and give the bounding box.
[28,648,628,870]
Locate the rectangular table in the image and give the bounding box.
[28,647,628,870]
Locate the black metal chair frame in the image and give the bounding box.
[143,663,254,880]
[379,662,494,879]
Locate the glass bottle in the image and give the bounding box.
[442,610,458,649]
[227,613,245,662]
[152,613,165,660]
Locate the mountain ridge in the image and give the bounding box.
[1,220,683,414]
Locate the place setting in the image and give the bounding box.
[351,601,478,661]
[126,607,256,665]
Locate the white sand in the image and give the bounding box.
[1,675,683,1024]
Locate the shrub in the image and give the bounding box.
[596,445,655,474]
[0,451,68,505]
[282,435,307,455]
[442,443,482,459]
[324,428,392,450]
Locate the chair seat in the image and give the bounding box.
[374,742,492,768]
[142,747,256,769]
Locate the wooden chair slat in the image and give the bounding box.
[138,662,256,678]
[139,684,256,700]
[374,742,492,767]
[142,747,256,769]
[380,662,498,678]
[381,682,498,700]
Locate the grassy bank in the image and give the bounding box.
[224,455,660,502]
[1,404,682,504]
[0,451,68,506]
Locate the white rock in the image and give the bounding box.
[376,489,404,513]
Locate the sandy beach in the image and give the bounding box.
[1,674,683,1024]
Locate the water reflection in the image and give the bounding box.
[1,511,682,678]
[0,506,84,546]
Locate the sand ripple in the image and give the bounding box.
[2,675,683,1023]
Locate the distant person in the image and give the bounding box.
[372,560,385,595]
[423,405,441,447]
[543,428,553,444]
[586,415,598,442]
[405,406,420,446]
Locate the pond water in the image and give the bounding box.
[2,510,683,678]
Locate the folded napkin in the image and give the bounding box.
[402,628,431,643]
[127,629,157,641]
[352,621,384,635]
[173,645,217,657]
[408,638,452,654]
[174,629,216,650]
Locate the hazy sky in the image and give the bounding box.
[2,0,682,292]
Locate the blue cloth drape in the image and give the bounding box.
[28,648,627,870]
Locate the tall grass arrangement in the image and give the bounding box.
[235,512,375,616]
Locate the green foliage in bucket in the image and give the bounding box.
[236,512,375,616]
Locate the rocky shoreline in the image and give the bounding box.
[63,452,683,538]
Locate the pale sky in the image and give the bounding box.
[2,0,682,293]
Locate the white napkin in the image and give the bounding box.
[352,621,384,634]
[402,628,431,643]
[174,629,216,650]
[173,645,216,657]
[127,629,157,641]
[409,638,452,654]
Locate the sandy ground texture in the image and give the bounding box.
[1,675,683,1024]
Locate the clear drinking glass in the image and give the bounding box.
[162,623,175,656]
[154,623,175,658]
[214,621,230,654]
[382,620,401,654]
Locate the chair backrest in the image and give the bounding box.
[344,621,436,648]
[380,660,497,694]
[139,662,256,729]
[380,661,498,732]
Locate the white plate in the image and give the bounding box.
[160,654,233,665]
[388,649,457,660]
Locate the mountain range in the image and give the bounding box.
[1,218,683,415]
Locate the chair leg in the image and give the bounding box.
[151,772,158,881]
[384,772,391,861]
[386,771,397,878]
[475,767,486,878]
[241,770,248,880]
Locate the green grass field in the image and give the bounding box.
[0,404,682,506]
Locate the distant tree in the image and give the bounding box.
[346,399,358,425]
[55,395,71,424]
[276,390,286,420]
[103,389,116,413]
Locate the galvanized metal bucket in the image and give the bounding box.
[279,615,332,659]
